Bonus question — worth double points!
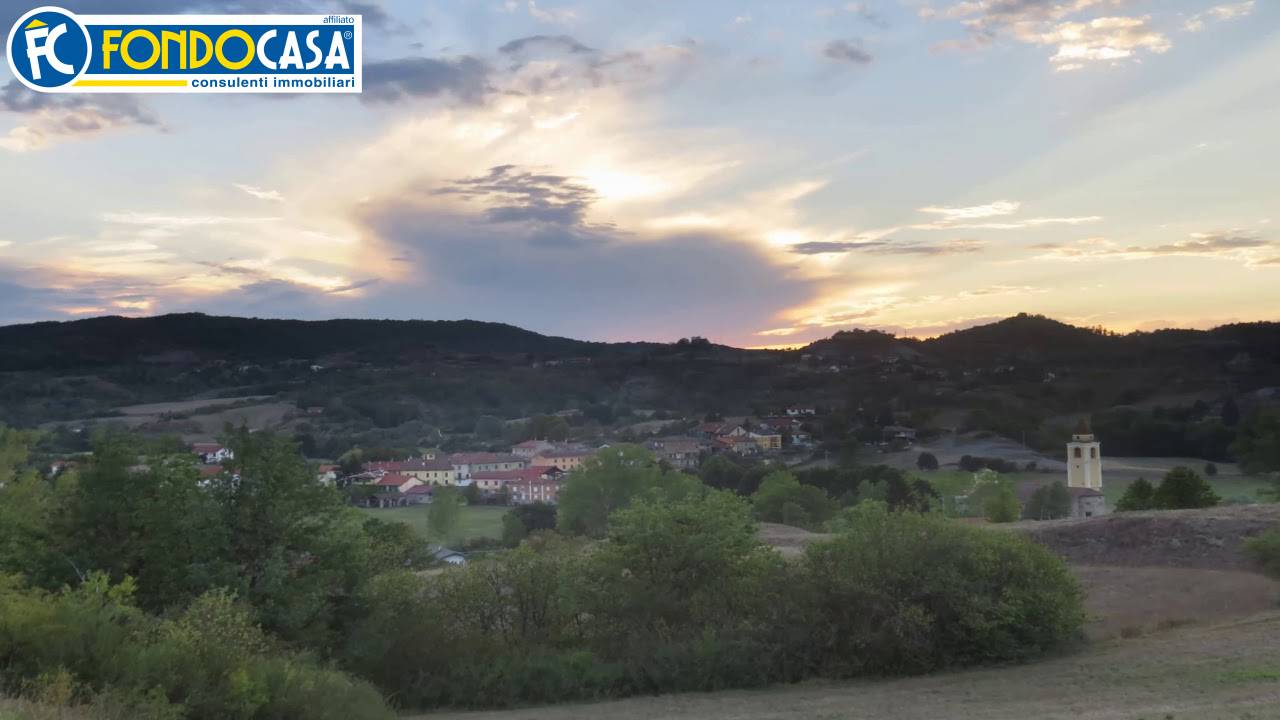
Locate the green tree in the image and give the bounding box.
[1025,481,1071,520]
[1152,466,1220,509]
[556,446,701,536]
[751,471,835,529]
[1232,411,1280,497]
[461,482,481,505]
[983,483,1021,523]
[501,512,528,546]
[916,452,939,471]
[1116,477,1156,511]
[526,415,571,442]
[428,486,464,544]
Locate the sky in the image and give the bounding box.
[0,0,1277,347]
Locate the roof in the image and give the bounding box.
[472,467,562,482]
[514,440,553,448]
[536,447,593,459]
[366,458,453,473]
[192,443,225,453]
[430,547,464,560]
[448,452,524,465]
[404,484,434,495]
[317,464,338,473]
[197,465,223,478]
[1068,486,1104,498]
[1074,417,1092,435]
[376,473,413,487]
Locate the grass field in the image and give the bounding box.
[357,504,507,544]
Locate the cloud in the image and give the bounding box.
[1034,16,1171,70]
[1033,231,1274,263]
[432,165,599,227]
[362,56,492,105]
[499,35,596,56]
[906,200,1101,230]
[930,1,1171,69]
[234,184,285,202]
[790,238,985,256]
[919,200,1020,221]
[845,2,890,29]
[0,80,161,152]
[822,39,875,65]
[1184,1,1255,32]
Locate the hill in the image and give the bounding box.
[2,312,1278,461]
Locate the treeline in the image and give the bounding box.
[0,428,1086,715]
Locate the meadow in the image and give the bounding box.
[358,504,507,543]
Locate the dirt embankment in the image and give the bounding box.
[1011,504,1280,571]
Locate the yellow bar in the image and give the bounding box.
[73,79,188,87]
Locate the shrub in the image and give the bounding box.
[916,452,939,471]
[983,484,1021,523]
[1116,477,1156,511]
[801,503,1084,675]
[1152,467,1220,509]
[1204,462,1218,477]
[1245,528,1280,580]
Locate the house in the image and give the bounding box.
[785,407,817,417]
[430,546,467,566]
[507,472,564,505]
[448,452,527,480]
[716,435,760,456]
[375,473,421,494]
[402,483,434,505]
[470,466,563,497]
[192,443,233,465]
[880,425,917,443]
[748,431,783,452]
[365,458,455,486]
[511,439,556,458]
[315,464,339,484]
[646,437,706,470]
[530,446,594,472]
[1014,480,1109,520]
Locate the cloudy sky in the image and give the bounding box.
[1,0,1277,346]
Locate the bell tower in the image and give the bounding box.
[1066,418,1102,490]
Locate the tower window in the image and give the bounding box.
[1090,447,1097,459]
[1073,447,1082,458]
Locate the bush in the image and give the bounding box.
[1204,462,1218,477]
[0,574,393,720]
[983,484,1021,523]
[1152,467,1220,509]
[1245,528,1280,580]
[801,503,1084,675]
[1116,477,1156,512]
[916,452,939,471]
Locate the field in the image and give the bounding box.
[357,504,507,544]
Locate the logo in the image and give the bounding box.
[6,6,361,94]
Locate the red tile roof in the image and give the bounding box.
[192,443,225,454]
[404,484,434,495]
[376,473,413,487]
[448,452,524,465]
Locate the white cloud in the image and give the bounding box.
[1184,1,1255,32]
[918,200,1021,220]
[1036,16,1171,70]
[234,183,286,202]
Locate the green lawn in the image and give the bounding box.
[357,504,508,544]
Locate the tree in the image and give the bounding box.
[460,482,481,505]
[1221,397,1241,427]
[1204,462,1218,477]
[556,446,701,537]
[501,512,528,547]
[916,452,939,471]
[428,486,464,544]
[1152,466,1220,509]
[1115,477,1156,512]
[750,471,835,529]
[1232,411,1280,498]
[525,415,570,442]
[1026,481,1071,520]
[983,483,1021,523]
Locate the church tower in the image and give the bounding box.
[1066,418,1102,490]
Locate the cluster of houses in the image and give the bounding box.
[346,444,594,508]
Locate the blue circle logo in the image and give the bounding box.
[7,6,90,91]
